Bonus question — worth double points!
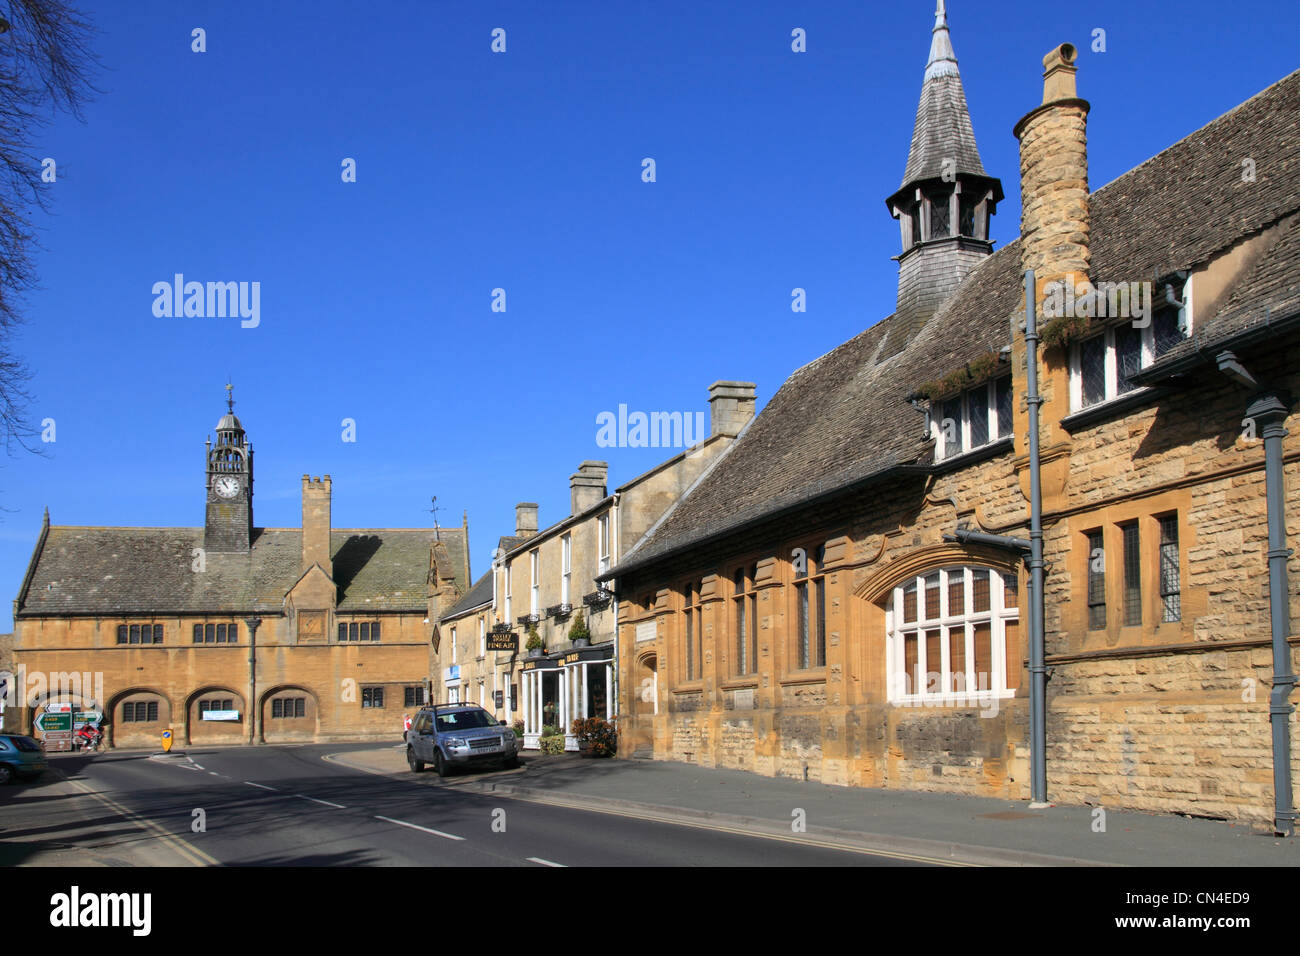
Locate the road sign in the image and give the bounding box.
[35,712,72,732]
[42,731,72,753]
[161,729,173,753]
[46,702,73,713]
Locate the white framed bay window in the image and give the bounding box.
[885,566,1020,705]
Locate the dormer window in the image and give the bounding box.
[935,376,1013,460]
[1070,300,1188,411]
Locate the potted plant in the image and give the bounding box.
[525,625,544,658]
[568,610,591,648]
[539,724,565,754]
[572,717,617,757]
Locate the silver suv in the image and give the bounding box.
[406,703,519,777]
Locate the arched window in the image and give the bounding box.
[885,566,1020,704]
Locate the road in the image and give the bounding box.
[6,743,932,867]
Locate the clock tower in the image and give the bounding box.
[204,384,254,553]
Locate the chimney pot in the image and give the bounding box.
[1041,43,1079,103]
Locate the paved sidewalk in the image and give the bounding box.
[331,745,1300,866]
[0,753,207,867]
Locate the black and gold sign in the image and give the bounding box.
[486,632,518,652]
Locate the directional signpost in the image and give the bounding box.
[36,710,73,751]
[35,711,71,732]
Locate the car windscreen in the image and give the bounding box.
[436,710,497,731]
[11,736,42,752]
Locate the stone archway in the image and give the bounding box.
[185,687,246,745]
[260,685,320,743]
[634,652,658,717]
[106,688,172,750]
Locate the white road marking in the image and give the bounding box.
[527,857,566,867]
[374,815,464,841]
[296,794,345,809]
[245,781,278,791]
[209,771,221,776]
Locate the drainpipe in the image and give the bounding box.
[1218,350,1294,836]
[1025,269,1049,807]
[245,616,262,745]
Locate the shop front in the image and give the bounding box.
[516,645,612,751]
[520,657,558,750]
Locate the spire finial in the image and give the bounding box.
[225,381,235,414]
[925,0,958,79]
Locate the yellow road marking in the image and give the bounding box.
[65,777,219,867]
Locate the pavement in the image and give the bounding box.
[330,744,1300,866]
[0,753,209,866]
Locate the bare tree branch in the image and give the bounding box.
[0,0,100,454]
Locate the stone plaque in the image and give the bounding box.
[733,688,755,710]
[635,620,656,643]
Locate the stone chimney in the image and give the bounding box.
[515,502,538,538]
[708,381,757,438]
[570,461,609,515]
[301,475,332,576]
[1009,44,1090,507]
[1013,43,1091,303]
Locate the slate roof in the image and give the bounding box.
[441,570,493,621]
[16,525,468,617]
[614,69,1300,578]
[899,2,988,187]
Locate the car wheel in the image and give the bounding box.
[0,765,12,785]
[433,749,450,778]
[503,755,520,770]
[407,748,424,773]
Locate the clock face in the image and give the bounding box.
[213,475,241,499]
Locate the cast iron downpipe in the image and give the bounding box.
[1218,350,1294,836]
[246,616,262,745]
[1024,270,1049,806]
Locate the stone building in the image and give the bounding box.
[604,4,1300,824]
[10,393,469,748]
[435,382,756,750]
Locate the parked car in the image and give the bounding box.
[406,703,518,777]
[0,734,48,784]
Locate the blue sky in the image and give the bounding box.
[0,0,1293,629]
